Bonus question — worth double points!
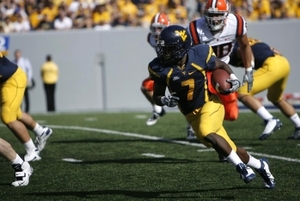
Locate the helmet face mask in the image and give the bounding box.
[156,25,192,65]
[204,0,230,31]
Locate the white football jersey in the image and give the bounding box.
[187,13,247,64]
[147,33,157,50]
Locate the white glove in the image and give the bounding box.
[161,93,180,107]
[226,74,242,93]
[243,67,254,92]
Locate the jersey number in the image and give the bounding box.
[212,42,232,58]
[181,79,194,101]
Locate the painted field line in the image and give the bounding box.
[49,125,300,163]
[142,153,165,158]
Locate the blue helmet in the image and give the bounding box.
[156,25,192,65]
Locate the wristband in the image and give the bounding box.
[246,61,254,70]
[246,67,253,72]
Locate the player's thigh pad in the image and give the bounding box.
[1,68,26,124]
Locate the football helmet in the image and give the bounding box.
[150,13,170,39]
[156,25,192,65]
[204,0,230,31]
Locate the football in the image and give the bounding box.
[211,69,231,94]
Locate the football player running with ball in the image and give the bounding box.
[229,38,300,140]
[142,13,198,140]
[148,24,276,189]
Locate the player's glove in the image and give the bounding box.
[226,74,242,93]
[242,67,254,92]
[161,93,180,107]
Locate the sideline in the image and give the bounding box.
[49,125,300,163]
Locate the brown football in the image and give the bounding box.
[211,69,232,94]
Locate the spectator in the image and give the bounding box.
[13,13,31,32]
[168,0,188,25]
[1,16,15,33]
[28,4,44,30]
[41,1,58,23]
[41,54,59,112]
[73,5,93,29]
[36,14,53,30]
[140,0,159,28]
[92,1,112,31]
[53,8,73,30]
[118,0,139,26]
[14,49,34,113]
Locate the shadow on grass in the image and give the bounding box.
[25,187,260,199]
[70,157,198,164]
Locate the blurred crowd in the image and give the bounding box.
[0,0,300,33]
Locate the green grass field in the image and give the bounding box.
[1,111,300,201]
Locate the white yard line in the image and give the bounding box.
[142,153,165,158]
[49,125,300,163]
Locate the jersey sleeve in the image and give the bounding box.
[205,46,217,71]
[187,20,201,45]
[233,13,247,37]
[193,45,217,71]
[148,58,166,86]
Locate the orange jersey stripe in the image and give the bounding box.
[234,14,244,37]
[189,21,200,45]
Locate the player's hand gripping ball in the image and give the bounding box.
[212,69,232,94]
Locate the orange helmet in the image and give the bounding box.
[150,13,170,39]
[204,0,230,31]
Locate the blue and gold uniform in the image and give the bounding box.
[0,53,27,124]
[149,44,237,149]
[230,38,290,103]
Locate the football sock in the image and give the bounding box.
[289,113,300,128]
[256,106,273,120]
[24,139,36,152]
[246,154,261,169]
[11,154,23,165]
[226,150,243,166]
[154,105,162,113]
[33,123,44,136]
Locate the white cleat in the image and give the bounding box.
[24,148,41,162]
[11,162,33,187]
[146,109,166,126]
[35,126,53,151]
[259,118,282,140]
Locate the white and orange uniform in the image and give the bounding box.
[187,13,247,120]
[142,33,157,91]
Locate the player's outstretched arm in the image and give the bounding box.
[238,34,254,92]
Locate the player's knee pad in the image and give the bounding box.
[1,106,18,124]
